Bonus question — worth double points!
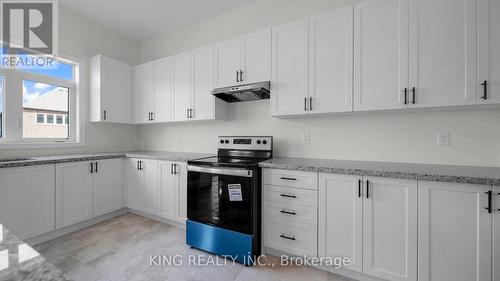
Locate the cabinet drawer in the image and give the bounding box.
[264,200,317,225]
[263,169,318,190]
[263,185,317,207]
[264,218,317,257]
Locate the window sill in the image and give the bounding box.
[0,141,84,150]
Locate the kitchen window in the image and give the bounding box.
[0,56,83,148]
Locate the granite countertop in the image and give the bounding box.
[0,223,69,281]
[0,151,213,169]
[259,157,500,185]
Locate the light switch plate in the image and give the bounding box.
[437,131,450,146]
[302,133,310,144]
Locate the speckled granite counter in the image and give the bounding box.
[0,151,213,169]
[259,157,500,185]
[0,223,69,281]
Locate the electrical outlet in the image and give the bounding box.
[302,133,310,144]
[437,131,450,146]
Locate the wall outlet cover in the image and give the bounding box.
[437,131,450,146]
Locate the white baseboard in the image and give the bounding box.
[263,247,387,281]
[27,209,128,246]
[126,208,186,229]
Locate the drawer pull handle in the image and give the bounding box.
[280,177,297,181]
[280,234,296,241]
[280,193,297,199]
[280,210,296,215]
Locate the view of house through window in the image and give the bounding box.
[22,80,70,139]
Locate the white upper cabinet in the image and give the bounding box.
[214,38,241,88]
[134,62,155,123]
[309,7,354,114]
[271,19,309,116]
[240,29,272,84]
[172,50,194,122]
[354,0,409,111]
[477,0,500,104]
[153,57,173,122]
[192,45,215,120]
[90,55,133,123]
[408,0,477,108]
[214,29,271,88]
[418,181,492,281]
[362,176,417,281]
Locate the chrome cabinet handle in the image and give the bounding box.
[411,87,416,104]
[94,162,98,173]
[90,162,94,173]
[280,210,296,215]
[358,179,362,198]
[239,70,243,82]
[366,180,369,199]
[187,108,189,119]
[481,80,488,100]
[280,234,296,241]
[236,70,239,82]
[403,88,408,105]
[279,193,296,199]
[309,97,312,111]
[280,177,296,181]
[304,97,307,111]
[102,110,107,120]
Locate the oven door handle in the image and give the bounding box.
[187,165,254,177]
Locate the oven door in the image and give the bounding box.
[187,165,256,235]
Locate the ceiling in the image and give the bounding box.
[60,0,257,42]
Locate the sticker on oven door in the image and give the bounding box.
[228,184,243,201]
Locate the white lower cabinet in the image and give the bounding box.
[318,174,417,281]
[159,161,187,223]
[56,159,123,229]
[362,176,417,281]
[0,165,55,240]
[263,169,318,257]
[124,158,159,216]
[418,181,492,281]
[56,161,94,229]
[494,186,500,281]
[92,159,123,217]
[318,174,363,272]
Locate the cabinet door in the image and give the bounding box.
[175,162,188,223]
[418,181,492,281]
[0,165,55,240]
[172,51,193,121]
[362,177,417,281]
[318,173,362,272]
[124,158,143,212]
[214,37,241,88]
[159,161,177,221]
[92,159,122,217]
[192,45,214,120]
[153,57,173,122]
[494,186,500,281]
[354,0,408,111]
[241,29,271,84]
[56,161,94,229]
[142,159,159,215]
[309,8,353,114]
[478,0,500,104]
[408,0,477,107]
[271,19,309,116]
[134,62,154,123]
[102,56,132,123]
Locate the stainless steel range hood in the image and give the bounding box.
[212,81,270,103]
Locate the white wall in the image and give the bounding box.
[1,5,141,157]
[139,0,500,167]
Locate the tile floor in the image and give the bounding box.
[34,213,354,281]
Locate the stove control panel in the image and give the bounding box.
[217,136,272,151]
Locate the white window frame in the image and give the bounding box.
[35,113,45,124]
[0,54,86,149]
